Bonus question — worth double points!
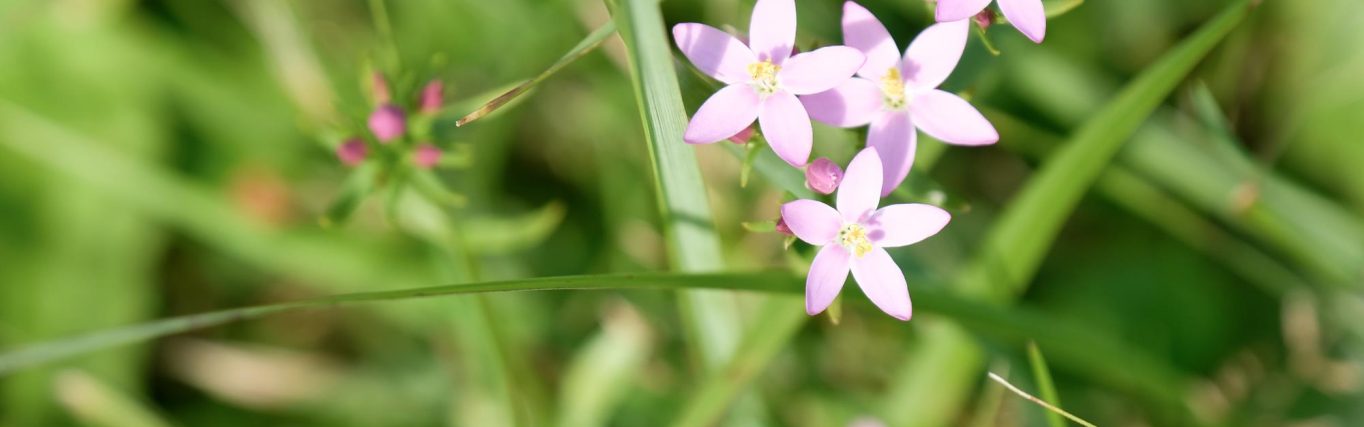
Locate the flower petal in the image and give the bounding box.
[998,0,1046,43]
[842,1,900,80]
[909,89,998,146]
[867,111,916,196]
[836,147,883,222]
[749,0,797,64]
[935,0,992,22]
[800,78,883,128]
[781,199,842,245]
[902,19,970,90]
[851,247,911,320]
[684,84,761,144]
[806,245,851,316]
[673,23,758,84]
[758,91,813,167]
[779,47,865,95]
[865,204,950,247]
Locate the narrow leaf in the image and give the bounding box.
[1027,342,1066,427]
[457,22,617,126]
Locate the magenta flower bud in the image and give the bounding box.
[775,218,793,236]
[371,72,391,105]
[336,138,367,166]
[368,104,406,143]
[804,157,843,195]
[727,127,754,145]
[420,80,444,114]
[973,9,995,29]
[413,143,442,169]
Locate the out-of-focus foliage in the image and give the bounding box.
[0,0,1361,426]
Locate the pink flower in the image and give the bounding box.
[780,148,950,320]
[805,157,844,195]
[673,0,866,167]
[937,0,1045,43]
[727,127,755,145]
[336,138,367,166]
[802,2,998,196]
[420,80,444,114]
[368,104,406,143]
[413,143,441,169]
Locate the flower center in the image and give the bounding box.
[837,223,874,258]
[880,67,907,110]
[748,60,781,95]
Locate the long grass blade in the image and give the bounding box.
[987,372,1096,427]
[609,0,743,373]
[457,22,617,126]
[886,2,1256,425]
[1027,342,1066,427]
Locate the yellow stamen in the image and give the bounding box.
[747,60,781,95]
[881,67,907,110]
[838,224,874,258]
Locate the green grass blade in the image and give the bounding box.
[555,306,653,427]
[457,21,617,126]
[610,0,743,371]
[1027,342,1066,427]
[962,0,1255,299]
[888,3,1255,425]
[56,370,173,427]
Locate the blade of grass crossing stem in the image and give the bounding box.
[669,296,806,427]
[887,3,1255,426]
[457,22,616,126]
[987,373,1096,427]
[1028,342,1066,427]
[608,0,744,372]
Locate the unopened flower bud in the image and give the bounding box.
[973,9,995,29]
[775,218,793,236]
[414,143,442,169]
[371,72,391,105]
[805,157,843,195]
[728,127,755,144]
[368,104,406,143]
[420,80,444,114]
[336,138,367,166]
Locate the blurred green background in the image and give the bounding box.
[1,0,1362,425]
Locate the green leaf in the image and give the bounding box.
[887,2,1256,425]
[555,305,653,427]
[1043,0,1085,18]
[320,163,382,228]
[460,201,568,255]
[457,22,617,127]
[1027,342,1065,427]
[961,0,1256,299]
[55,371,173,427]
[609,0,744,372]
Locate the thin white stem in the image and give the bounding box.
[987,372,1098,427]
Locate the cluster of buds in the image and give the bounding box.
[336,73,448,170]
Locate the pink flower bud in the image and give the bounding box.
[368,104,406,143]
[420,80,444,114]
[371,72,391,105]
[728,127,755,144]
[775,218,793,236]
[973,9,995,29]
[413,143,442,169]
[804,157,843,195]
[336,138,367,166]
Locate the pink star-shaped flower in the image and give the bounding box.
[780,148,950,321]
[938,0,1046,43]
[801,2,998,196]
[673,0,866,167]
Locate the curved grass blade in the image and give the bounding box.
[887,2,1257,425]
[1027,342,1066,427]
[456,22,616,127]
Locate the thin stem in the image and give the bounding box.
[986,372,1097,427]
